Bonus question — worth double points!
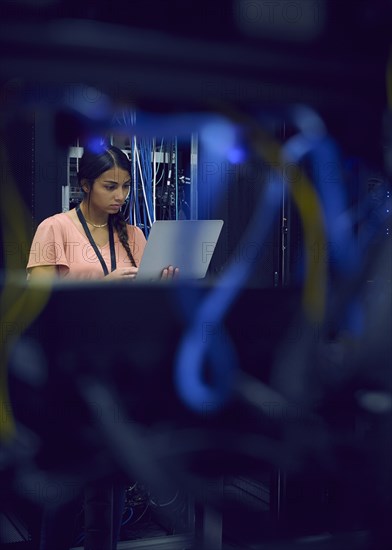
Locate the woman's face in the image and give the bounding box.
[86,167,131,214]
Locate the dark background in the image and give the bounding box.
[1,1,391,549]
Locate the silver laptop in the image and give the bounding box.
[136,220,224,281]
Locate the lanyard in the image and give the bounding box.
[76,205,117,276]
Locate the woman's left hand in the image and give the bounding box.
[160,266,180,280]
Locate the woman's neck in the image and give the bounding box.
[79,201,109,227]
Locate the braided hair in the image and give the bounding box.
[111,211,136,267]
[77,145,137,267]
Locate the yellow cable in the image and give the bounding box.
[0,127,52,441]
[251,132,327,322]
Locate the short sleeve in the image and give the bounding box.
[26,217,70,271]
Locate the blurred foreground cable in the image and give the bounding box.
[0,121,52,441]
[174,105,328,415]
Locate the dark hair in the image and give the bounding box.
[77,145,136,267]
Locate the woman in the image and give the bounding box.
[27,144,176,549]
[28,145,176,281]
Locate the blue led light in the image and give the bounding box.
[86,136,106,154]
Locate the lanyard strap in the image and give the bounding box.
[76,205,117,276]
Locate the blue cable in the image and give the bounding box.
[174,167,283,413]
[142,137,154,227]
[175,137,178,220]
[121,506,134,527]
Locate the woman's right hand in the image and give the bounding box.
[105,267,138,281]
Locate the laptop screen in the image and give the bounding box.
[136,220,224,280]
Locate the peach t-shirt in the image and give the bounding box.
[27,213,146,279]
